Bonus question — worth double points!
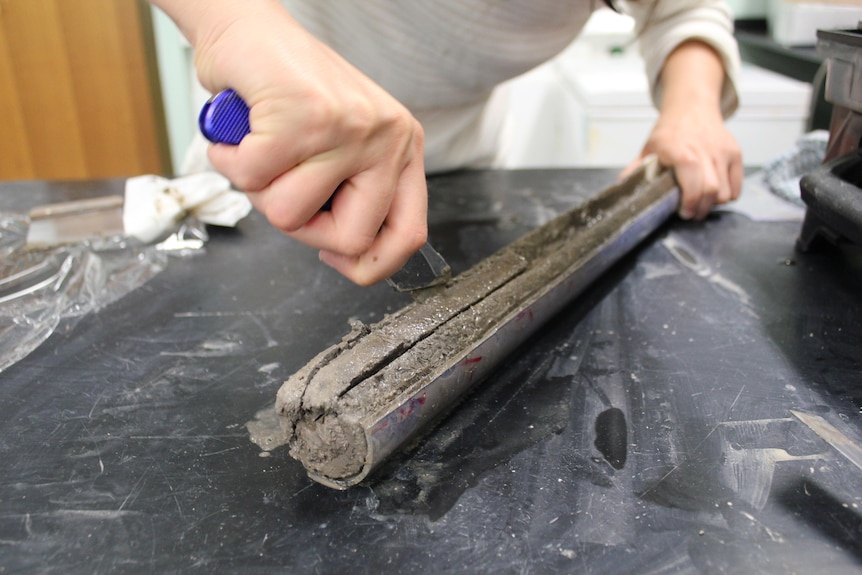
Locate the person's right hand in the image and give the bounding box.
[153,0,428,286]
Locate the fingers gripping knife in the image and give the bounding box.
[199,89,450,292]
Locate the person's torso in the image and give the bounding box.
[282,1,595,110]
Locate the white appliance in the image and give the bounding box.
[504,43,813,169]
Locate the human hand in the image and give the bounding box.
[622,40,743,221]
[153,0,428,286]
[622,105,742,220]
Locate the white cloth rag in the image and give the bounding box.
[124,173,252,243]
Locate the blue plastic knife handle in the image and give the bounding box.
[199,89,250,145]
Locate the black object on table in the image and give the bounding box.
[796,27,862,258]
[1,169,861,574]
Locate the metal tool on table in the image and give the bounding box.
[25,195,125,249]
[199,89,450,293]
[275,157,680,489]
[791,410,862,473]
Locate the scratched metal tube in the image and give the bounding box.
[277,161,679,489]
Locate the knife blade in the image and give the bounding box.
[199,89,450,292]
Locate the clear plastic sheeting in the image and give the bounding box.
[155,219,210,255]
[761,130,829,207]
[717,132,825,223]
[0,212,181,373]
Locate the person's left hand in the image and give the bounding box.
[622,103,742,221]
[622,40,743,221]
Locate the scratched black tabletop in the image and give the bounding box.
[1,170,861,574]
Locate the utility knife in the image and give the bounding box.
[200,89,450,292]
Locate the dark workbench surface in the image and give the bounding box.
[1,169,861,574]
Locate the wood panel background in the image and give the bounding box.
[0,0,169,180]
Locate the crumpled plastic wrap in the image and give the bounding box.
[718,131,828,222]
[761,130,829,207]
[0,172,253,373]
[0,220,167,373]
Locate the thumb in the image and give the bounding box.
[619,153,646,181]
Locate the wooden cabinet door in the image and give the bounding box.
[0,0,168,180]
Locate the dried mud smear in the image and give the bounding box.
[277,168,675,483]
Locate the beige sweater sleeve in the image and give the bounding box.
[622,0,741,118]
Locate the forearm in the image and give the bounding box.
[148,0,301,49]
[631,0,740,119]
[658,40,725,119]
[147,0,314,96]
